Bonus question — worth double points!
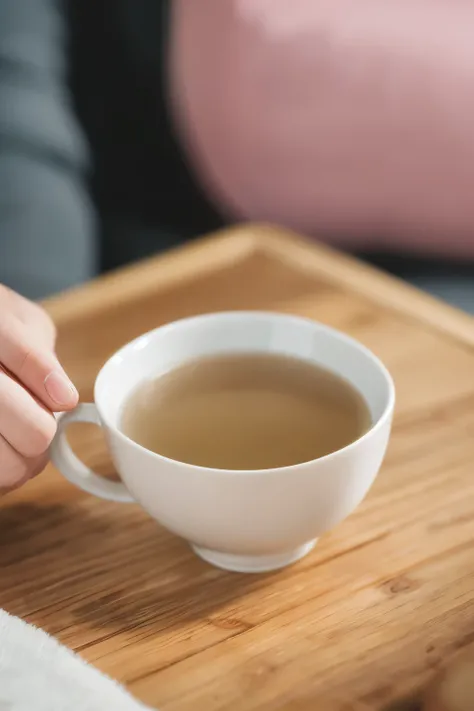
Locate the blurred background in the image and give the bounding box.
[1,0,473,313]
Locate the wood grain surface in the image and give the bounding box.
[1,225,474,711]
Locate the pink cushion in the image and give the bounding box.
[170,0,474,257]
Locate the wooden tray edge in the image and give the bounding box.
[43,223,474,350]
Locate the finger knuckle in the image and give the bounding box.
[16,343,35,379]
[23,415,57,457]
[0,455,28,490]
[33,302,55,329]
[0,449,48,490]
[0,472,24,490]
[29,452,49,479]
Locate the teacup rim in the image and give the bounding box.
[94,310,396,475]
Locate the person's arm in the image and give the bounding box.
[0,0,96,299]
[171,0,474,258]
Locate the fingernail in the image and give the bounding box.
[44,371,78,407]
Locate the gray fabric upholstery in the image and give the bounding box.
[407,275,474,314]
[0,0,96,300]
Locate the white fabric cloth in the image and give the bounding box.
[0,609,154,711]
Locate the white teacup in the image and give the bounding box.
[51,311,395,573]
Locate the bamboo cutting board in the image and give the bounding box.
[1,225,474,711]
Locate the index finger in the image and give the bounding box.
[0,313,78,411]
[1,284,56,349]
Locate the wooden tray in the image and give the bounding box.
[2,225,474,711]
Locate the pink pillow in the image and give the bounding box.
[170,0,474,257]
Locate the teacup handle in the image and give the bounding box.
[50,403,134,503]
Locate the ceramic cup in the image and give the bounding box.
[50,311,395,573]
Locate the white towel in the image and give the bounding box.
[0,609,154,711]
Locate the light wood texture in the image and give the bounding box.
[423,648,474,711]
[2,225,474,711]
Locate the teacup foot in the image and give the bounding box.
[192,540,316,573]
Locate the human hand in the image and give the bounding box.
[0,285,78,491]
